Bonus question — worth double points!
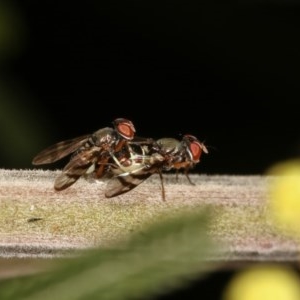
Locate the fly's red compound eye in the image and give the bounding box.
[183,134,208,162]
[188,141,202,162]
[114,118,136,140]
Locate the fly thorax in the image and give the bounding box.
[92,127,116,147]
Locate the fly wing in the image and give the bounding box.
[54,147,100,190]
[32,134,90,165]
[105,146,166,198]
[54,172,83,191]
[105,172,152,198]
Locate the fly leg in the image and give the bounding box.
[184,168,195,186]
[158,169,166,201]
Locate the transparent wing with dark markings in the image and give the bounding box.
[54,147,100,191]
[32,134,90,165]
[105,172,153,198]
[105,147,166,198]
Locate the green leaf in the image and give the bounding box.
[0,208,217,300]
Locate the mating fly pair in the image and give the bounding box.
[32,118,208,201]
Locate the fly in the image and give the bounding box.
[105,134,208,201]
[32,118,136,191]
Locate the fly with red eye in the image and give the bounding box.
[105,134,208,201]
[32,118,136,191]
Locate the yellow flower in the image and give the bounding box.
[223,264,300,300]
[267,159,300,237]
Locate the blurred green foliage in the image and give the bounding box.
[0,208,217,300]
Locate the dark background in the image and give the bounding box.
[1,0,300,174]
[1,1,300,298]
